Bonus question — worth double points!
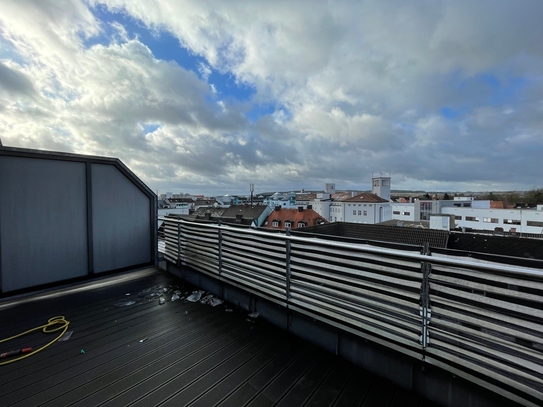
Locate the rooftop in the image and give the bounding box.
[341,193,389,203]
[262,207,328,230]
[0,268,432,407]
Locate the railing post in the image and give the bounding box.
[177,220,182,267]
[420,242,432,350]
[285,227,291,301]
[218,220,223,276]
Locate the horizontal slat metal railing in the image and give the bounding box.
[220,228,287,305]
[160,217,543,407]
[289,240,425,360]
[426,258,543,406]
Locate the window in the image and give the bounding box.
[358,210,362,215]
[402,211,410,216]
[483,217,499,223]
[466,216,479,222]
[382,180,390,186]
[455,216,462,220]
[527,221,543,227]
[373,180,379,187]
[284,222,291,228]
[353,210,356,215]
[504,219,521,225]
[393,211,400,215]
[297,223,305,228]
[421,202,433,211]
[363,211,367,216]
[272,221,279,227]
[462,203,471,207]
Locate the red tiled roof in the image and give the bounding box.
[262,208,328,230]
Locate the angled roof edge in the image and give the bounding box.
[0,146,155,198]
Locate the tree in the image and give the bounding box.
[505,192,520,206]
[443,192,451,200]
[524,187,543,205]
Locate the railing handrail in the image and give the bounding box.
[159,216,543,276]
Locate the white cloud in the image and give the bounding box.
[0,0,542,194]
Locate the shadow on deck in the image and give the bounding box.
[0,268,434,407]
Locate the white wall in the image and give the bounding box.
[441,207,543,234]
[311,199,331,221]
[391,203,416,221]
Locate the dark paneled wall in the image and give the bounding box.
[0,148,156,294]
[92,164,151,273]
[0,156,88,291]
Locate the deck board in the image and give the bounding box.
[0,268,434,407]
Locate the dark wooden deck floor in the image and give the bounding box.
[0,268,435,407]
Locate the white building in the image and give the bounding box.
[441,206,543,234]
[391,198,488,222]
[311,174,392,223]
[371,173,391,201]
[392,197,543,234]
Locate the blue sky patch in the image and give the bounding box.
[142,124,160,134]
[441,107,462,119]
[245,102,276,122]
[84,4,260,106]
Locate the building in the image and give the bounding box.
[441,205,543,234]
[311,174,392,224]
[193,198,220,211]
[263,192,296,209]
[392,197,543,234]
[325,192,391,223]
[190,204,273,227]
[261,206,328,230]
[371,172,391,201]
[214,194,238,207]
[295,192,317,207]
[391,197,488,222]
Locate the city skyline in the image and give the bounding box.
[0,1,541,195]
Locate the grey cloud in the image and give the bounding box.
[0,62,36,98]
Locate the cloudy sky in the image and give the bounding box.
[0,0,541,195]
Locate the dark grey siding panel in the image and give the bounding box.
[91,164,151,273]
[0,156,88,291]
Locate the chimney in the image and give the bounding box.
[298,206,303,212]
[204,212,211,220]
[307,205,312,210]
[235,214,243,223]
[275,206,281,211]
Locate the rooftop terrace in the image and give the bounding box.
[2,146,541,407]
[0,268,432,407]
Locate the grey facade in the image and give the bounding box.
[0,147,157,293]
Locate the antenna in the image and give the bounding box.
[250,183,254,206]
